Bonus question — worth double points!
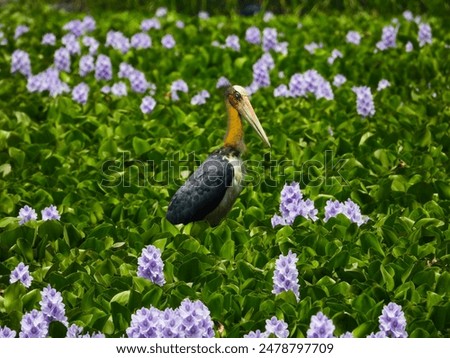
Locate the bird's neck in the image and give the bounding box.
[224,103,245,153]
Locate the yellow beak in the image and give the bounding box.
[238,96,271,147]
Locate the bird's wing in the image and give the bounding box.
[166,153,234,224]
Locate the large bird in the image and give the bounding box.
[166,85,270,226]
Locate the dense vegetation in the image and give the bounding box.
[0,1,448,338]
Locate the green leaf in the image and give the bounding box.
[380,264,395,291]
[132,137,152,156]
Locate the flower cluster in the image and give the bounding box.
[54,47,71,72]
[324,199,369,226]
[244,317,289,338]
[288,69,334,100]
[418,23,432,47]
[72,82,89,104]
[377,79,391,91]
[272,250,300,301]
[11,49,32,77]
[377,302,408,338]
[141,18,161,31]
[137,245,165,286]
[346,31,361,45]
[248,53,274,93]
[66,324,105,338]
[10,262,33,288]
[61,33,80,55]
[271,182,318,227]
[17,205,38,225]
[79,54,95,77]
[140,96,157,114]
[171,79,189,101]
[106,31,130,54]
[191,90,210,105]
[376,25,398,51]
[27,67,70,97]
[216,76,231,89]
[307,312,335,338]
[41,204,61,221]
[304,41,323,54]
[126,299,214,338]
[95,54,113,81]
[19,310,48,338]
[161,34,176,49]
[225,35,240,51]
[42,33,56,45]
[352,86,375,117]
[245,26,261,45]
[333,74,347,87]
[14,25,29,39]
[0,326,16,338]
[40,285,68,326]
[82,36,99,54]
[131,33,152,49]
[327,48,343,65]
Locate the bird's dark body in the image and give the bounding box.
[166,147,242,226]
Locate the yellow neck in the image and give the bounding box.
[224,103,245,152]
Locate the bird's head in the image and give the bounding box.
[226,85,271,147]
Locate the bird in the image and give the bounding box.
[166,85,270,226]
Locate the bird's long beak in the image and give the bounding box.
[239,97,271,147]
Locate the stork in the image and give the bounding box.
[166,85,270,226]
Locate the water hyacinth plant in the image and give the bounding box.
[0,2,447,340]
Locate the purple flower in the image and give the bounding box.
[245,26,261,45]
[127,306,162,338]
[129,70,149,93]
[82,16,96,32]
[324,200,343,222]
[341,332,354,338]
[41,205,61,221]
[10,262,33,288]
[155,7,168,17]
[367,331,387,338]
[346,31,361,45]
[216,76,231,89]
[62,33,81,55]
[263,11,274,22]
[72,83,89,104]
[289,70,333,100]
[333,74,347,87]
[82,36,99,54]
[140,96,156,114]
[63,19,84,37]
[307,312,335,338]
[225,35,240,51]
[19,310,48,338]
[418,23,432,47]
[0,31,7,46]
[405,41,413,52]
[161,34,176,49]
[0,326,16,338]
[131,33,152,49]
[191,90,210,105]
[118,62,134,79]
[66,324,104,338]
[265,317,289,338]
[176,20,185,29]
[79,54,95,77]
[304,42,323,54]
[251,57,271,90]
[198,11,210,20]
[95,54,112,81]
[379,302,408,338]
[171,79,188,101]
[324,199,368,226]
[352,86,375,117]
[42,33,56,46]
[376,25,398,51]
[54,47,71,72]
[40,285,67,326]
[14,25,29,39]
[11,49,31,77]
[272,250,300,300]
[262,28,278,52]
[106,31,130,54]
[377,79,391,91]
[18,205,37,225]
[141,18,161,31]
[177,299,214,338]
[127,299,214,338]
[403,10,414,22]
[137,245,165,285]
[244,329,269,338]
[273,84,290,98]
[111,82,127,97]
[327,49,343,65]
[27,67,69,97]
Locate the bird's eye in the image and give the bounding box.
[234,91,242,101]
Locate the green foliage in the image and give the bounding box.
[0,2,448,338]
